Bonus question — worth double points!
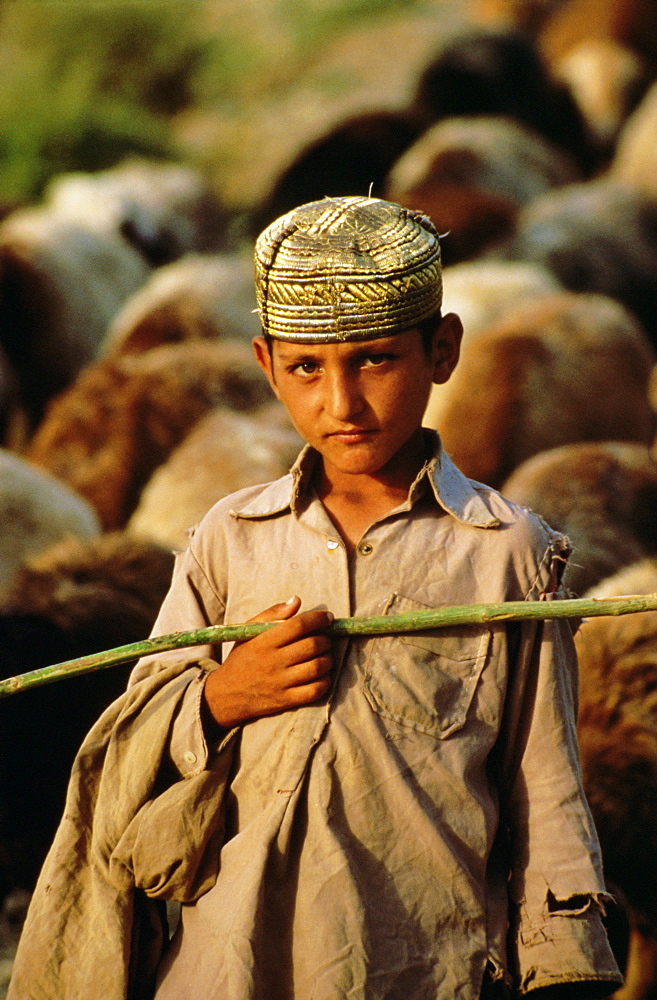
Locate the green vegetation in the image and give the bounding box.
[0,0,205,203]
[0,0,426,207]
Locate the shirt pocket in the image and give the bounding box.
[362,594,492,738]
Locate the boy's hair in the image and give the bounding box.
[254,196,443,344]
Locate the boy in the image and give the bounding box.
[9,196,621,999]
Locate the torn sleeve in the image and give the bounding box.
[499,542,623,994]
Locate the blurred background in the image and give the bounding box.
[3,2,657,997]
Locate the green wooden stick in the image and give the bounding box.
[2,593,657,699]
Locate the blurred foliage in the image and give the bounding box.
[0,0,206,204]
[0,0,424,207]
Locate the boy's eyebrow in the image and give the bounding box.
[275,346,323,364]
[274,334,405,365]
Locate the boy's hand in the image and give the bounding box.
[203,596,334,728]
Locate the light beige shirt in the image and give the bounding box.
[127,435,621,1000]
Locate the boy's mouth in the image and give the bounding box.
[328,428,376,443]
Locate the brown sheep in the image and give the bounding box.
[0,531,175,901]
[102,252,260,357]
[385,115,581,264]
[428,292,656,490]
[611,81,657,203]
[586,557,657,602]
[423,259,561,431]
[128,403,303,551]
[575,558,657,1000]
[539,0,657,68]
[26,340,273,530]
[554,38,648,156]
[0,449,100,595]
[577,699,657,1000]
[500,441,657,596]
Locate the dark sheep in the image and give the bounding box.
[497,180,657,350]
[26,340,273,530]
[254,111,422,232]
[0,531,175,898]
[411,27,596,173]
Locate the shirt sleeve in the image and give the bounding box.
[128,535,229,777]
[500,569,623,993]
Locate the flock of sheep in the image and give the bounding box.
[2,9,657,998]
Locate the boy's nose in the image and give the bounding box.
[325,372,365,422]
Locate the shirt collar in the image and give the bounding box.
[229,432,500,528]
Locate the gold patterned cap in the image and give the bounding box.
[254,195,442,342]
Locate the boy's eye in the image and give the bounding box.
[290,361,319,375]
[362,353,395,367]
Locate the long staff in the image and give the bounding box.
[2,593,657,699]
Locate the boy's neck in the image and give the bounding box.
[314,429,428,553]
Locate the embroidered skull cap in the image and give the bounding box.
[254,195,443,342]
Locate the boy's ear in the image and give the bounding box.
[253,336,281,400]
[431,313,463,385]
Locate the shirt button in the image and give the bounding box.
[358,542,373,555]
[327,539,339,550]
[183,751,197,765]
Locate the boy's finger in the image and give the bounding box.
[280,634,332,666]
[245,595,302,624]
[273,610,334,647]
[284,655,333,688]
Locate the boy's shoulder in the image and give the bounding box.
[183,473,296,548]
[463,477,571,596]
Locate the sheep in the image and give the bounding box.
[423,260,562,433]
[101,252,261,357]
[499,441,657,596]
[128,403,304,551]
[575,555,657,1000]
[562,549,657,999]
[45,157,231,266]
[439,259,562,347]
[410,26,595,173]
[611,80,657,203]
[553,38,648,157]
[0,207,149,428]
[577,699,657,1000]
[254,111,422,233]
[0,158,233,429]
[538,0,657,69]
[426,292,656,491]
[498,180,657,350]
[0,531,175,901]
[26,339,273,530]
[384,115,581,265]
[0,448,100,596]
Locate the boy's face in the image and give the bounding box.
[253,314,462,481]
